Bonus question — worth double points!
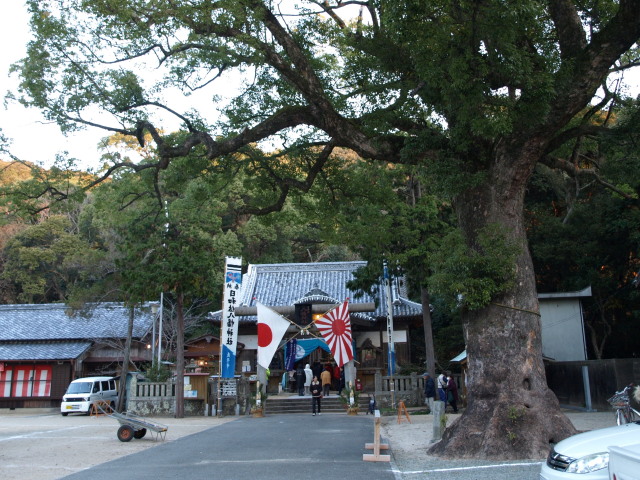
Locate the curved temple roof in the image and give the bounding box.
[212,261,423,322]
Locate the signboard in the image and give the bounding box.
[220,380,237,397]
[294,303,312,326]
[220,256,242,378]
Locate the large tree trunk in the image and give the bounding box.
[429,145,576,459]
[174,290,185,418]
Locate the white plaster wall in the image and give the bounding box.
[355,330,407,348]
[238,335,258,350]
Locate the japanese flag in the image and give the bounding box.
[315,301,354,367]
[257,302,290,369]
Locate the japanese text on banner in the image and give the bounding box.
[220,256,242,378]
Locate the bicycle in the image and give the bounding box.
[608,384,640,425]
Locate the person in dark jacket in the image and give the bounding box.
[423,372,436,412]
[310,376,322,415]
[295,365,306,396]
[446,371,459,413]
[312,362,323,381]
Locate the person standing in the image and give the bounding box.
[310,376,322,415]
[332,363,340,391]
[312,361,323,381]
[304,363,313,395]
[321,367,332,397]
[446,371,459,413]
[437,371,448,403]
[423,372,436,412]
[295,365,306,396]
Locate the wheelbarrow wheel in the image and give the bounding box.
[117,425,134,442]
[133,428,147,439]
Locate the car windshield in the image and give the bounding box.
[66,382,92,394]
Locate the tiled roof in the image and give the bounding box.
[0,341,91,361]
[213,261,423,322]
[0,303,154,341]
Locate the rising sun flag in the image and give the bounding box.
[315,300,354,367]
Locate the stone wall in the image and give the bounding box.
[126,377,206,416]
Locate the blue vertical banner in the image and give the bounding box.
[383,260,396,376]
[220,256,242,378]
[284,339,297,371]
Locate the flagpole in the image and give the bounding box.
[384,260,396,409]
[157,292,163,364]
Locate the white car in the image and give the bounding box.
[60,376,118,415]
[540,422,640,479]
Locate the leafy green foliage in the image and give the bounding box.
[428,224,520,310]
[528,180,640,357]
[1,215,108,303]
[143,362,171,382]
[90,159,241,305]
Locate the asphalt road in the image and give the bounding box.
[59,413,397,480]
[55,412,548,480]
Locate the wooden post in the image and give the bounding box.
[363,410,391,462]
[397,400,411,424]
[90,400,111,417]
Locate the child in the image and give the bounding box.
[367,394,377,415]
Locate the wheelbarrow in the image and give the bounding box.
[98,404,168,442]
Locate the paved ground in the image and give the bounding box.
[0,408,237,480]
[0,407,616,480]
[0,409,395,480]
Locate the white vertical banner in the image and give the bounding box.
[383,261,396,375]
[220,256,243,378]
[384,260,396,409]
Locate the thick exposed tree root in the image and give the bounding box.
[428,392,576,459]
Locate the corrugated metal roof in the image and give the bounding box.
[0,341,91,361]
[538,286,592,299]
[213,261,423,322]
[0,303,154,341]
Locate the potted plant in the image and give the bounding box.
[251,381,268,417]
[339,382,360,415]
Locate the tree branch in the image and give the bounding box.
[545,124,612,154]
[240,142,336,215]
[540,154,636,199]
[549,0,587,59]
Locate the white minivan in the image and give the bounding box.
[60,376,118,416]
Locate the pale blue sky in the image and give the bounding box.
[0,2,106,168]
